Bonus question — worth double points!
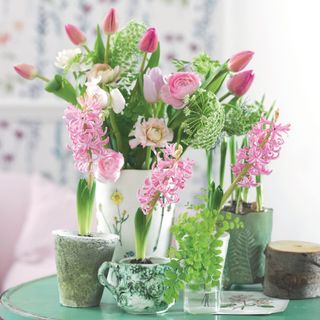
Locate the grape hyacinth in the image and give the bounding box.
[232,115,290,188]
[64,95,109,173]
[138,144,194,214]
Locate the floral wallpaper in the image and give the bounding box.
[0,0,217,186]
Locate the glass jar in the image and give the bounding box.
[184,283,220,314]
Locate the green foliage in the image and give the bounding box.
[134,208,153,260]
[93,25,105,63]
[164,200,239,304]
[224,98,264,136]
[45,75,77,105]
[192,52,221,76]
[183,89,225,150]
[110,21,146,90]
[77,179,96,236]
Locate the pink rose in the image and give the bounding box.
[96,149,124,183]
[160,72,201,109]
[129,118,173,149]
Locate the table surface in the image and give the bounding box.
[1,275,320,320]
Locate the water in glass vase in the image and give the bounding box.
[184,285,220,314]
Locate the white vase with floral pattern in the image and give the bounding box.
[95,169,174,261]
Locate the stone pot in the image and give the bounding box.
[222,209,273,288]
[53,230,119,307]
[98,257,174,314]
[95,169,174,261]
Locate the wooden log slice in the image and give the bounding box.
[263,240,320,299]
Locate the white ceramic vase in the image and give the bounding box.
[95,169,174,261]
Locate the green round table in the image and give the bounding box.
[1,275,319,319]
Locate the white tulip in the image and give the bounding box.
[110,89,125,114]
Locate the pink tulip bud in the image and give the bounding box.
[139,27,158,53]
[103,8,119,35]
[228,50,254,72]
[227,70,254,97]
[13,64,38,80]
[65,24,86,45]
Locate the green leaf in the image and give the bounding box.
[134,208,152,259]
[146,42,160,69]
[45,75,77,105]
[93,25,105,63]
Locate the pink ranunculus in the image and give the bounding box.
[129,118,173,149]
[160,72,201,109]
[143,67,165,103]
[227,70,254,97]
[96,149,124,183]
[228,50,254,72]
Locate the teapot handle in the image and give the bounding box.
[98,261,116,295]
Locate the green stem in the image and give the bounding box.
[219,137,227,188]
[109,110,123,153]
[153,204,165,252]
[144,147,152,169]
[36,75,49,82]
[243,187,249,203]
[104,34,111,64]
[83,45,91,54]
[135,208,153,260]
[176,125,183,146]
[220,162,252,210]
[256,175,263,211]
[140,52,148,73]
[206,149,213,187]
[229,136,237,200]
[168,110,186,130]
[221,131,272,210]
[219,92,232,102]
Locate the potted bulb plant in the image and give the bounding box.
[164,111,289,314]
[98,143,193,314]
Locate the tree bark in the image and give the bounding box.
[263,240,320,299]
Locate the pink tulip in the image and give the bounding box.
[65,24,86,45]
[227,70,254,97]
[143,67,165,103]
[139,27,158,53]
[13,64,38,80]
[96,149,124,183]
[228,50,254,72]
[103,8,119,34]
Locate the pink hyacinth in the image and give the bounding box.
[232,116,290,188]
[64,96,109,173]
[138,144,194,214]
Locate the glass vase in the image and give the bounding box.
[184,284,220,314]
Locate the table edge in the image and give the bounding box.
[0,275,57,320]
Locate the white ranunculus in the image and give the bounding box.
[55,48,82,69]
[85,77,109,107]
[110,89,125,114]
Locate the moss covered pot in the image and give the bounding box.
[222,209,273,288]
[98,257,174,314]
[53,230,119,307]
